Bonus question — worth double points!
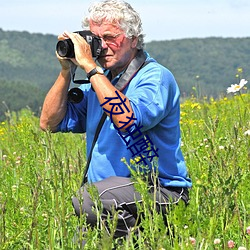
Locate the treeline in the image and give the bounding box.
[0,28,250,121]
[145,37,250,97]
[0,80,46,119]
[0,29,60,121]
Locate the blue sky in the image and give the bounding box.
[1,0,250,42]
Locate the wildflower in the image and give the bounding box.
[42,213,48,221]
[130,159,136,165]
[214,238,221,244]
[228,240,235,248]
[20,207,25,214]
[120,157,126,163]
[244,130,250,136]
[237,67,243,73]
[227,79,248,93]
[189,237,196,246]
[191,103,201,109]
[238,247,246,250]
[196,180,202,185]
[218,145,224,150]
[246,226,250,235]
[12,185,18,192]
[135,156,141,162]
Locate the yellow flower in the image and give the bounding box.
[135,156,141,162]
[237,67,243,73]
[130,159,136,165]
[191,103,201,109]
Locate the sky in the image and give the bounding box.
[1,0,250,42]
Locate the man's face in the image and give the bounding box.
[89,20,138,73]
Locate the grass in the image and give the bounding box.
[0,92,249,249]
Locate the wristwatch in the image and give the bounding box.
[87,66,104,80]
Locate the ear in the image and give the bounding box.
[131,36,139,48]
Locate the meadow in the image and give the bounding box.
[0,89,249,249]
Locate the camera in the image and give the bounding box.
[56,30,102,58]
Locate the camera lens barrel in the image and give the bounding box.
[56,39,75,58]
[68,88,84,103]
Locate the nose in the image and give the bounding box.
[101,38,108,49]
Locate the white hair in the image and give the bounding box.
[82,0,145,49]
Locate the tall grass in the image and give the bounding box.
[0,93,249,249]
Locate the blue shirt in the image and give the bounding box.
[58,52,192,188]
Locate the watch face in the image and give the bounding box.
[96,66,104,74]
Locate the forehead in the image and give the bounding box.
[89,19,122,34]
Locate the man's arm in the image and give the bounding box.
[40,66,71,132]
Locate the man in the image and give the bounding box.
[40,0,192,242]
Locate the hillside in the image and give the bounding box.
[0,28,249,120]
[146,37,250,97]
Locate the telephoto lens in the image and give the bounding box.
[56,39,75,58]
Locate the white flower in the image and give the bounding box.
[189,237,196,245]
[238,247,246,250]
[244,130,250,136]
[227,79,248,93]
[214,238,221,244]
[20,207,25,214]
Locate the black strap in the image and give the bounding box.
[81,50,149,185]
[114,49,147,92]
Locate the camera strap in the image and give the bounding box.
[81,50,150,186]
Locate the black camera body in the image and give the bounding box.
[56,30,102,58]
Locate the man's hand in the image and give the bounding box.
[62,31,96,73]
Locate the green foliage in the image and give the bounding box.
[0,29,61,121]
[0,28,60,89]
[0,93,249,249]
[0,79,46,121]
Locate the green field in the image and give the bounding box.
[0,91,249,249]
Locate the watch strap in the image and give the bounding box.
[87,67,103,80]
[87,68,97,79]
